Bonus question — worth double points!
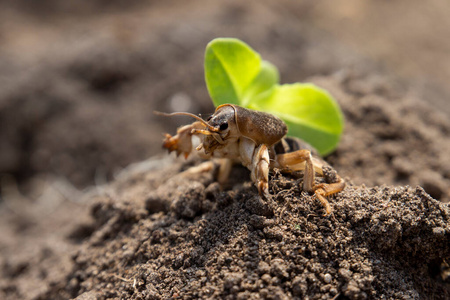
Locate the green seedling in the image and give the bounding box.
[204,38,344,155]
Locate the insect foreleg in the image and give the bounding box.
[162,121,205,158]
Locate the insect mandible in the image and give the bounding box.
[155,104,345,215]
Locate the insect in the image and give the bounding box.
[156,104,345,215]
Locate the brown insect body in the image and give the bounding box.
[221,104,288,146]
[157,104,344,216]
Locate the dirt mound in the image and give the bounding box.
[37,162,450,299]
[31,74,450,300]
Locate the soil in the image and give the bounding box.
[0,1,449,299]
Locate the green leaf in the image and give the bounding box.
[205,38,266,106]
[242,60,279,106]
[249,83,344,155]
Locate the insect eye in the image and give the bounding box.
[219,122,228,130]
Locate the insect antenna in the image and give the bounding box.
[153,111,218,132]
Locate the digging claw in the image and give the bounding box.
[162,133,178,152]
[162,133,191,159]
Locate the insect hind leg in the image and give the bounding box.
[274,149,317,193]
[274,149,345,216]
[313,178,345,215]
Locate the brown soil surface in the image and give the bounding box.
[0,1,449,299]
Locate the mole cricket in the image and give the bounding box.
[156,104,345,215]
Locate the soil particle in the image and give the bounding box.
[245,196,275,217]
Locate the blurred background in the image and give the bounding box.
[0,0,449,199]
[2,2,450,298]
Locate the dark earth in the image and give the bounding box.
[0,1,449,299]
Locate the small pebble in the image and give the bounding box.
[324,273,332,283]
